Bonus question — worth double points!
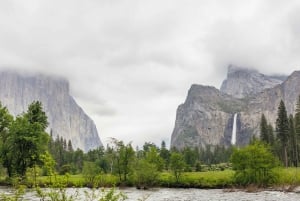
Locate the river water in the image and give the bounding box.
[1,187,300,201]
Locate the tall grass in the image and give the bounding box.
[159,170,235,188]
[274,167,300,185]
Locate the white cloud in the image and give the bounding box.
[0,0,300,148]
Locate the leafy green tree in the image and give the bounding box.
[9,115,49,177]
[170,152,186,183]
[111,139,135,182]
[0,102,13,177]
[1,101,49,178]
[144,146,164,171]
[40,151,56,183]
[82,161,101,186]
[230,141,278,186]
[134,159,159,188]
[276,100,289,167]
[142,142,157,153]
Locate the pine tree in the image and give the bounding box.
[288,114,297,166]
[294,95,300,166]
[267,124,275,146]
[276,100,289,167]
[260,114,269,143]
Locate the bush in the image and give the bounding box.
[230,141,278,186]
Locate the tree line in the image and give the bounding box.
[260,96,300,167]
[0,100,234,186]
[1,98,298,188]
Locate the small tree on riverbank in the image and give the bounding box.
[170,152,186,183]
[230,141,278,187]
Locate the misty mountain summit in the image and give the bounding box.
[0,71,102,152]
[221,65,286,98]
[171,66,298,150]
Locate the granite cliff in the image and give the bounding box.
[171,66,299,150]
[0,71,102,152]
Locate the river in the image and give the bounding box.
[1,187,300,201]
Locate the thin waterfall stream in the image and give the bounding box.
[231,113,237,145]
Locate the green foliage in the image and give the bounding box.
[276,100,289,167]
[35,186,79,201]
[159,141,170,170]
[98,188,127,201]
[134,159,159,188]
[182,147,198,169]
[82,161,101,186]
[110,139,135,183]
[260,114,270,143]
[25,101,48,130]
[144,147,164,171]
[294,95,300,166]
[159,170,234,188]
[170,152,186,183]
[274,167,300,185]
[4,101,50,178]
[0,102,14,177]
[288,115,298,167]
[230,141,278,186]
[0,185,25,201]
[40,151,56,177]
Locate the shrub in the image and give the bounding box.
[230,141,278,186]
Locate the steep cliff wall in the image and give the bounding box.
[0,71,102,152]
[171,84,245,149]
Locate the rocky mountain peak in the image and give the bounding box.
[221,65,285,98]
[227,64,257,74]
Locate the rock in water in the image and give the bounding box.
[171,66,299,150]
[0,71,102,152]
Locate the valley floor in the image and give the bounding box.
[1,168,299,190]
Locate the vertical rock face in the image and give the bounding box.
[171,66,300,150]
[220,65,285,98]
[171,84,245,149]
[0,71,102,152]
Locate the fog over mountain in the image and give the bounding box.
[0,0,300,147]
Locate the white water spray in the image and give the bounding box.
[231,113,237,145]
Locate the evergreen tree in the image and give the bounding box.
[267,124,275,146]
[288,114,297,166]
[25,101,48,130]
[294,95,300,166]
[67,140,73,152]
[260,114,269,143]
[275,100,289,167]
[159,141,170,170]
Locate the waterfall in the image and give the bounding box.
[231,113,237,145]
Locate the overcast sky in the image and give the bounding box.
[1,0,300,148]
